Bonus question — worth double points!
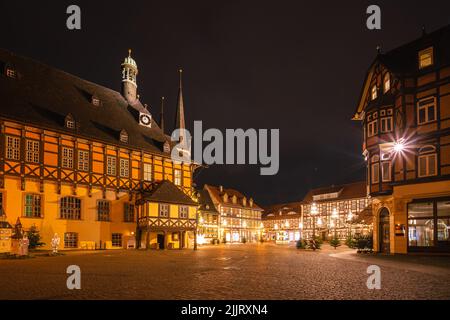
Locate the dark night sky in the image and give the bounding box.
[1,1,449,205]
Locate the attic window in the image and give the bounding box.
[163,141,170,153]
[383,73,390,93]
[92,96,101,106]
[120,130,128,143]
[65,114,75,129]
[6,67,16,79]
[371,85,377,100]
[419,47,433,69]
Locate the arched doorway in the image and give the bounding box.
[379,207,390,253]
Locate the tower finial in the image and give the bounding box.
[376,45,382,54]
[128,49,132,57]
[179,69,183,89]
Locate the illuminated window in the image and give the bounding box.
[97,200,110,221]
[6,136,20,160]
[60,197,81,220]
[120,130,128,143]
[65,114,75,129]
[107,156,117,176]
[62,147,74,169]
[179,206,189,219]
[112,233,122,247]
[418,146,437,178]
[417,97,436,125]
[143,163,152,181]
[418,47,433,69]
[92,96,101,106]
[367,120,378,137]
[6,68,16,79]
[77,150,89,172]
[24,194,42,218]
[64,232,78,248]
[371,155,379,184]
[25,140,40,163]
[371,85,377,100]
[119,158,129,178]
[383,73,390,93]
[159,204,169,217]
[174,169,182,186]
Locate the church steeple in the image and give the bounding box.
[121,49,139,104]
[160,96,165,134]
[174,69,186,134]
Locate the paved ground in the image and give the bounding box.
[0,243,449,300]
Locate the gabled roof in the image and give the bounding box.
[262,201,303,220]
[353,24,450,119]
[197,189,219,214]
[204,184,263,211]
[0,48,170,155]
[142,180,197,206]
[302,181,367,203]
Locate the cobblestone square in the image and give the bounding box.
[0,244,449,300]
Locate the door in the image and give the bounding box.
[157,234,165,250]
[379,208,390,253]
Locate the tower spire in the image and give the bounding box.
[175,69,186,133]
[160,96,165,134]
[121,49,138,104]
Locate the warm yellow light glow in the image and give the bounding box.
[393,139,405,153]
[285,221,290,228]
[331,208,338,219]
[311,202,318,215]
[299,222,303,229]
[347,211,353,221]
[274,223,279,230]
[317,217,323,226]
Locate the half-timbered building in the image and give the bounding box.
[261,202,303,244]
[204,185,263,243]
[0,48,198,250]
[353,25,450,253]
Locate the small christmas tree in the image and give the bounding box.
[329,236,341,249]
[27,225,45,249]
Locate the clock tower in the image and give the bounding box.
[121,49,138,104]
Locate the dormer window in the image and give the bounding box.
[419,47,433,69]
[371,85,377,100]
[92,96,101,106]
[163,141,170,153]
[65,114,75,129]
[120,129,128,143]
[383,73,390,93]
[232,195,237,204]
[6,67,16,79]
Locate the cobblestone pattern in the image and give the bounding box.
[0,244,449,300]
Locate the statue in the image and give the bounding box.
[51,233,60,254]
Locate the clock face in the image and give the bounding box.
[139,113,152,127]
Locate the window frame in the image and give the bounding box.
[106,155,117,176]
[179,205,189,219]
[371,156,380,184]
[112,233,123,248]
[6,67,17,79]
[418,47,433,69]
[64,232,78,248]
[60,196,81,220]
[124,203,135,222]
[367,120,378,137]
[119,158,130,178]
[77,150,89,172]
[61,147,74,169]
[143,163,152,182]
[6,135,20,160]
[417,96,437,125]
[25,139,40,163]
[159,203,170,218]
[97,200,111,221]
[380,117,393,133]
[418,148,437,178]
[174,169,182,186]
[381,161,391,182]
[383,73,391,93]
[371,85,377,100]
[23,193,42,218]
